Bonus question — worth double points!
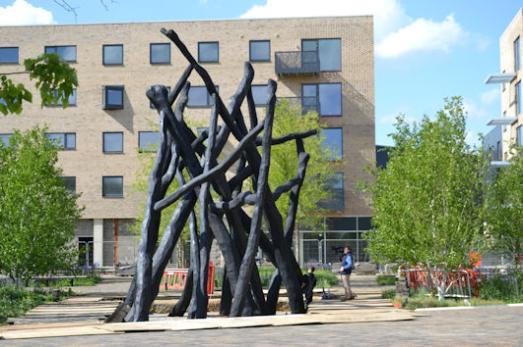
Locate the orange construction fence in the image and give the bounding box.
[162,261,215,294]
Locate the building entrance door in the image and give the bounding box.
[78,237,94,267]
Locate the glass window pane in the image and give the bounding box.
[105,87,124,108]
[65,133,76,149]
[318,39,341,71]
[187,86,217,107]
[103,132,123,153]
[46,46,76,62]
[319,172,344,211]
[302,40,318,52]
[252,85,269,106]
[515,37,520,72]
[61,176,76,192]
[0,134,12,146]
[103,176,123,197]
[250,41,270,62]
[319,83,342,116]
[139,131,160,151]
[516,81,522,115]
[321,128,343,160]
[198,42,219,63]
[0,47,19,64]
[302,84,317,97]
[103,45,123,65]
[46,133,65,148]
[358,217,372,230]
[150,43,170,64]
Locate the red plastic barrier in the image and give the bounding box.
[163,261,215,294]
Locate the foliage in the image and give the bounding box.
[0,128,83,284]
[0,286,72,324]
[485,149,523,269]
[267,100,334,229]
[258,265,338,288]
[479,272,523,302]
[364,97,488,276]
[33,274,102,288]
[0,53,78,115]
[376,275,396,286]
[381,288,396,299]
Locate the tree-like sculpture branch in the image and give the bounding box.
[107,28,316,322]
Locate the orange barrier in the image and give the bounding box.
[163,261,215,294]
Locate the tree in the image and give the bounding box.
[0,53,77,115]
[0,128,82,285]
[486,147,523,270]
[365,97,488,300]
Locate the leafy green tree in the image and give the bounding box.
[0,128,82,285]
[365,97,488,299]
[0,53,77,115]
[486,148,523,270]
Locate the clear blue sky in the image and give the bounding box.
[1,0,522,146]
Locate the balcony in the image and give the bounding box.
[275,51,320,75]
[277,96,319,115]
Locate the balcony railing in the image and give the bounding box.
[277,96,319,115]
[275,50,320,75]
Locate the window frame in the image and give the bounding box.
[44,45,77,63]
[138,131,160,152]
[320,127,344,161]
[103,131,124,154]
[0,47,19,64]
[516,80,522,115]
[102,176,124,198]
[46,132,76,151]
[197,41,219,64]
[515,36,520,72]
[302,82,343,117]
[517,125,523,147]
[150,43,171,65]
[249,40,271,63]
[102,44,124,66]
[104,85,125,110]
[301,38,342,72]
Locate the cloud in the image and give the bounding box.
[0,0,54,26]
[241,0,468,59]
[375,15,466,58]
[463,89,499,120]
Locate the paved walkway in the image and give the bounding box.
[3,305,523,346]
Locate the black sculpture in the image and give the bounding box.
[108,28,316,322]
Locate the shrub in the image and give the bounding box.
[258,265,339,288]
[382,288,396,299]
[376,275,396,286]
[479,273,523,302]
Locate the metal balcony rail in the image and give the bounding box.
[275,50,320,75]
[277,96,319,115]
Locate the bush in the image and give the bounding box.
[479,273,523,302]
[376,275,396,286]
[0,286,71,324]
[258,265,339,288]
[382,288,396,299]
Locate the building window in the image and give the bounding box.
[251,85,269,106]
[61,176,76,193]
[516,81,522,115]
[0,133,12,146]
[319,172,344,211]
[46,132,76,150]
[249,40,270,62]
[150,43,171,64]
[302,83,342,117]
[198,42,219,63]
[517,125,523,147]
[103,44,123,65]
[45,89,77,107]
[515,36,520,72]
[187,86,218,107]
[102,176,123,198]
[104,86,124,109]
[103,132,124,153]
[320,128,343,160]
[0,47,19,64]
[45,45,77,63]
[302,38,341,72]
[138,131,160,152]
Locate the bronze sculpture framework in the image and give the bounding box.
[108,28,316,322]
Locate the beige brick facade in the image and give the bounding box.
[0,16,374,266]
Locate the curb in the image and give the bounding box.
[415,303,523,312]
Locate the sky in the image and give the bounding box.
[1,0,522,146]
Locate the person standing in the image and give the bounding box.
[340,246,356,300]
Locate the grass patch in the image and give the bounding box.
[381,288,396,299]
[394,293,508,310]
[0,286,72,325]
[32,274,102,288]
[376,275,396,286]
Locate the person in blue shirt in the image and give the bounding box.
[339,246,356,300]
